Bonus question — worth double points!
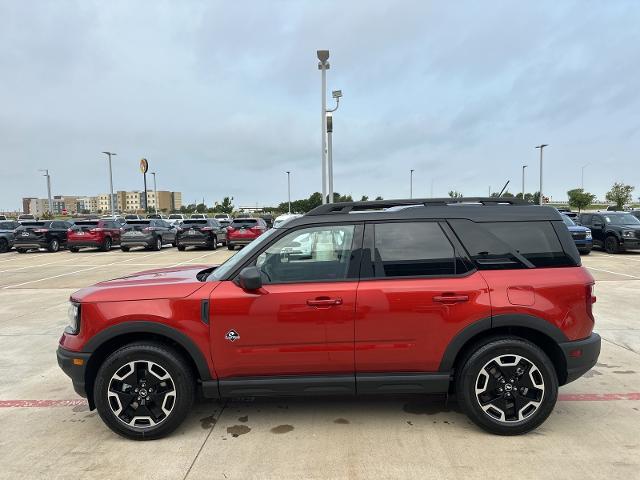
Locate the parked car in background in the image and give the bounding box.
[260,214,274,228]
[190,213,207,220]
[147,214,167,219]
[167,213,186,225]
[0,220,20,253]
[68,219,122,252]
[18,214,36,222]
[579,212,640,253]
[630,210,640,221]
[176,219,227,251]
[560,214,592,254]
[226,217,268,250]
[124,214,142,221]
[214,214,232,222]
[120,219,177,251]
[273,213,303,228]
[218,219,231,229]
[0,215,6,221]
[101,215,126,227]
[14,220,73,252]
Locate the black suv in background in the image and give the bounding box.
[14,220,74,253]
[0,220,20,253]
[120,219,177,251]
[176,219,227,251]
[578,212,640,253]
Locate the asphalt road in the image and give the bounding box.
[0,246,638,479]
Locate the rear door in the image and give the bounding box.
[355,221,491,375]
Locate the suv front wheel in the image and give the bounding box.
[455,337,558,435]
[93,342,195,440]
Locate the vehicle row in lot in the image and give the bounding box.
[560,214,592,254]
[578,211,640,254]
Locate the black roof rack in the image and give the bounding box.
[306,197,529,216]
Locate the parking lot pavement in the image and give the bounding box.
[0,247,638,479]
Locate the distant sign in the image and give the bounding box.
[140,158,149,174]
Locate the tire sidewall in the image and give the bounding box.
[93,343,195,440]
[49,238,59,252]
[605,236,618,254]
[456,338,558,435]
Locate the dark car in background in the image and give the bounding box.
[0,220,20,253]
[14,220,73,253]
[226,217,268,250]
[579,212,640,253]
[561,214,592,254]
[68,219,122,252]
[631,210,640,221]
[176,219,227,251]
[120,219,177,251]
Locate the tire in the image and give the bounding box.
[210,236,218,250]
[0,238,8,253]
[47,238,60,253]
[101,237,112,252]
[17,248,28,254]
[69,247,80,253]
[93,342,195,440]
[579,249,591,255]
[153,236,162,251]
[177,245,186,251]
[605,236,620,254]
[121,246,130,252]
[227,244,234,250]
[455,337,558,436]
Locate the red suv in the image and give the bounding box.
[68,219,123,252]
[226,217,267,250]
[57,198,600,439]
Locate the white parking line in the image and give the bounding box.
[2,252,159,289]
[170,250,223,267]
[585,266,640,279]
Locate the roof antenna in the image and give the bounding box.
[498,181,510,197]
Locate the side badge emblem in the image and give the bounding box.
[225,330,240,342]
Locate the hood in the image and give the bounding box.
[567,225,589,233]
[71,265,215,303]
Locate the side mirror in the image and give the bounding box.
[238,266,262,291]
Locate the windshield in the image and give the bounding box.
[605,214,640,225]
[210,228,278,280]
[561,215,575,227]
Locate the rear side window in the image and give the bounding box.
[449,220,575,269]
[373,222,456,277]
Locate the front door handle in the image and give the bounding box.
[307,297,343,308]
[433,294,469,304]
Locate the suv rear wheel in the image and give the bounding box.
[47,238,60,252]
[153,236,162,251]
[101,237,112,252]
[0,238,8,253]
[455,337,558,435]
[93,342,195,440]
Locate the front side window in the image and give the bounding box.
[373,222,456,277]
[255,225,356,284]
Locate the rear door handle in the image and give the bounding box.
[433,294,469,304]
[307,297,343,308]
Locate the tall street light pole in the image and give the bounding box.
[521,165,527,198]
[151,172,158,214]
[535,144,548,205]
[317,50,330,204]
[102,152,117,215]
[39,169,52,214]
[286,171,291,214]
[410,169,415,199]
[581,164,589,189]
[325,90,342,203]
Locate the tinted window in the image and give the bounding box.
[580,214,592,225]
[255,225,356,283]
[232,219,258,228]
[373,222,456,277]
[604,214,640,225]
[561,215,575,227]
[183,220,207,226]
[0,222,16,230]
[450,220,574,268]
[168,215,182,219]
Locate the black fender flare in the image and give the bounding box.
[438,314,568,372]
[83,321,213,381]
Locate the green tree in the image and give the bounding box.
[374,196,383,200]
[195,203,207,213]
[448,190,463,198]
[213,196,234,214]
[567,188,596,212]
[360,195,369,202]
[605,182,634,210]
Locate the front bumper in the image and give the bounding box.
[559,333,601,384]
[621,239,640,250]
[56,346,91,400]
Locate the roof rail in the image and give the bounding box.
[306,197,530,215]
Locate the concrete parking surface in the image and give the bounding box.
[0,247,638,479]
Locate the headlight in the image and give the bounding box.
[66,302,80,335]
[622,230,634,238]
[585,229,592,238]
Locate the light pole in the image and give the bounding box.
[581,164,589,189]
[410,169,415,199]
[286,171,291,214]
[102,152,117,215]
[326,90,342,203]
[317,50,329,204]
[521,165,527,198]
[151,172,158,214]
[39,169,52,214]
[535,144,548,205]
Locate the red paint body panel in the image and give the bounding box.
[354,272,491,372]
[209,280,356,378]
[67,220,121,246]
[481,266,595,341]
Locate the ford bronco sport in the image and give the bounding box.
[57,198,600,439]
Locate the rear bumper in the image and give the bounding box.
[121,235,155,247]
[177,236,213,246]
[68,239,104,248]
[559,333,601,384]
[56,346,91,400]
[228,238,256,245]
[13,240,48,249]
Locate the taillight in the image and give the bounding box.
[586,283,596,322]
[143,227,156,232]
[227,227,235,232]
[201,227,213,232]
[34,228,49,233]
[89,228,104,233]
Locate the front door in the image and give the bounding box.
[210,224,363,383]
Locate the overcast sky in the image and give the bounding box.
[1,1,639,210]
